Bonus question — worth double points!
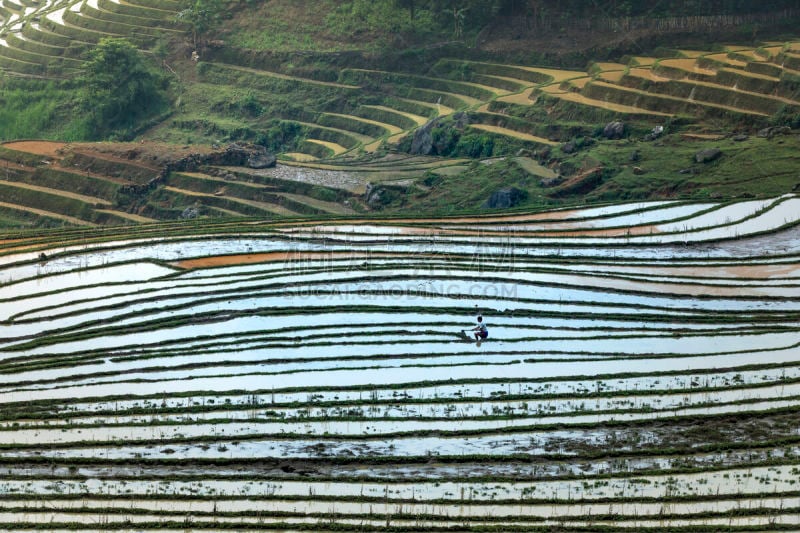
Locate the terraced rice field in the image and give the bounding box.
[0,0,182,77]
[1,0,797,163]
[2,195,800,529]
[142,38,800,159]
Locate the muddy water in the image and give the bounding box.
[4,345,800,404]
[5,381,800,432]
[2,395,798,446]
[49,363,800,415]
[1,464,798,501]
[0,496,795,519]
[3,329,798,391]
[3,216,800,289]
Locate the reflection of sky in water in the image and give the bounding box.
[1,461,797,503]
[2,397,796,446]
[0,262,174,302]
[15,268,800,323]
[6,382,799,430]
[56,364,800,413]
[2,213,800,287]
[8,327,799,386]
[3,346,800,403]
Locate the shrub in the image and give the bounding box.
[79,37,171,140]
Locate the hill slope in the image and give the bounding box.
[0,1,798,227]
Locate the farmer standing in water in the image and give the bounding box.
[472,315,488,341]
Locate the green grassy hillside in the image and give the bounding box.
[0,1,799,227]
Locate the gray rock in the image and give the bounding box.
[632,166,645,175]
[181,206,200,219]
[694,147,722,164]
[539,177,564,188]
[758,126,791,139]
[561,141,577,154]
[603,121,625,139]
[364,182,385,209]
[643,125,664,142]
[482,187,528,209]
[410,118,438,155]
[452,111,470,130]
[732,134,749,142]
[247,151,276,169]
[629,150,641,162]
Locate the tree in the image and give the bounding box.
[79,38,168,138]
[176,0,224,47]
[396,0,417,20]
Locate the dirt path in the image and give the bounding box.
[0,181,112,205]
[163,186,298,216]
[0,201,93,226]
[2,141,66,158]
[469,124,558,146]
[94,210,155,223]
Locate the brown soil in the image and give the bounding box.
[70,141,218,169]
[681,133,726,140]
[0,181,112,205]
[276,214,560,228]
[279,222,662,238]
[0,201,94,226]
[469,124,558,146]
[0,160,37,172]
[273,206,628,227]
[172,251,405,269]
[2,141,67,158]
[554,262,800,282]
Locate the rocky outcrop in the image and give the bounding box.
[247,150,277,169]
[119,143,276,196]
[694,147,722,164]
[539,177,564,187]
[757,126,791,139]
[602,121,625,140]
[410,112,470,156]
[364,182,405,209]
[172,143,275,171]
[482,187,528,209]
[410,119,437,155]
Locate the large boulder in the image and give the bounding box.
[410,112,470,156]
[181,206,200,219]
[539,177,564,188]
[410,118,438,155]
[757,126,791,139]
[247,149,276,169]
[602,121,625,140]
[482,187,528,209]
[694,147,722,164]
[364,182,404,209]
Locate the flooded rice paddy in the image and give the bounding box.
[1,197,800,529]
